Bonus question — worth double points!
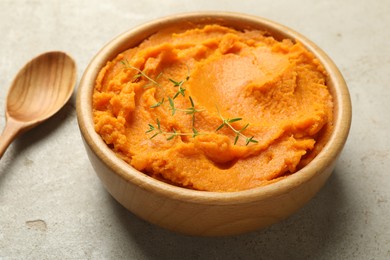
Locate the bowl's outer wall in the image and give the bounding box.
[77,12,351,236]
[82,134,337,236]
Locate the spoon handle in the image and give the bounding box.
[0,117,26,159]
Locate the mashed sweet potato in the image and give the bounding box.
[93,24,333,192]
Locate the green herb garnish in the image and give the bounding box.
[122,59,257,145]
[216,109,258,145]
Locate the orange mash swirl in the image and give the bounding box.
[93,24,333,192]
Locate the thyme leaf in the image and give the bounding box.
[150,98,165,108]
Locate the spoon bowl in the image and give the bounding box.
[0,51,77,158]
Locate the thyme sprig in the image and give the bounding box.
[216,110,259,145]
[120,59,162,88]
[168,96,205,127]
[121,59,258,146]
[146,118,204,140]
[170,64,190,99]
[168,96,204,116]
[121,59,165,107]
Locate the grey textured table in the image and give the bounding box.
[1,1,389,259]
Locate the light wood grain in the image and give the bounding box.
[77,12,352,236]
[0,51,76,158]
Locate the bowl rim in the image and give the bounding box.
[76,11,352,204]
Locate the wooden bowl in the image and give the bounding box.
[76,12,352,236]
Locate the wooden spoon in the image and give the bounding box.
[0,51,77,158]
